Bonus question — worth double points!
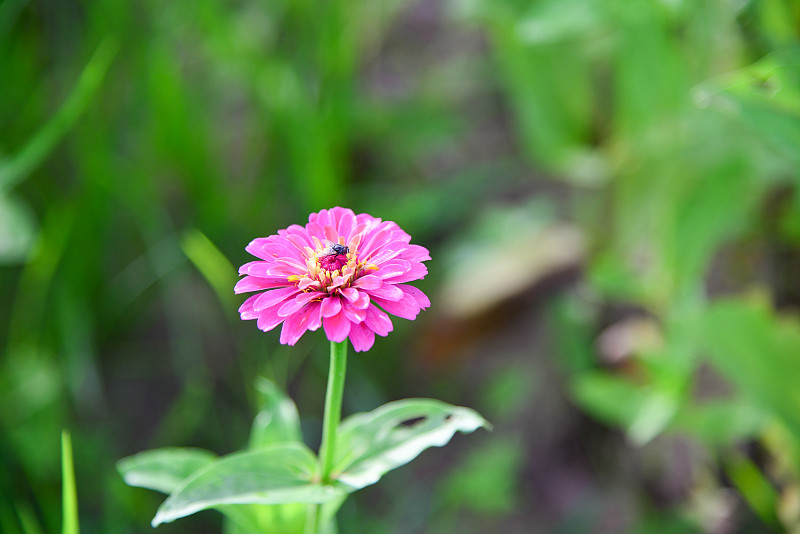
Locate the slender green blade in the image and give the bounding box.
[61,431,79,534]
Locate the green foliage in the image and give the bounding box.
[332,399,489,491]
[4,0,800,532]
[248,377,303,449]
[118,448,217,495]
[118,381,486,533]
[151,443,339,527]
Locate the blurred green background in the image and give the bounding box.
[3,0,800,532]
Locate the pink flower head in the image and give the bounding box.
[235,207,431,352]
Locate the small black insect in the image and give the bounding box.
[316,241,349,258]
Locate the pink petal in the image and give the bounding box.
[279,304,317,345]
[274,256,307,271]
[278,292,323,317]
[364,305,394,336]
[336,209,356,243]
[306,301,323,331]
[375,260,411,279]
[244,238,273,260]
[348,322,376,352]
[401,285,431,309]
[315,208,334,229]
[384,262,427,283]
[353,275,381,290]
[351,290,370,309]
[367,245,407,265]
[321,296,342,318]
[372,293,421,320]
[355,212,381,228]
[359,225,393,257]
[238,294,261,319]
[298,278,321,290]
[304,222,324,241]
[285,233,312,253]
[323,311,351,342]
[256,302,287,332]
[364,283,404,301]
[234,276,290,294]
[254,287,300,311]
[403,244,431,262]
[246,239,301,262]
[342,301,367,323]
[238,261,271,277]
[265,263,304,276]
[340,287,360,302]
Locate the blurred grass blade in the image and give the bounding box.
[14,501,44,534]
[0,37,117,192]
[0,0,28,37]
[180,228,236,310]
[61,430,79,534]
[723,451,781,531]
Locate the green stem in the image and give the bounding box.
[319,340,348,484]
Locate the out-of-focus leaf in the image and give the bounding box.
[248,378,302,448]
[672,400,766,446]
[117,447,217,495]
[438,436,523,514]
[627,389,679,445]
[0,193,36,264]
[151,443,341,527]
[0,37,117,192]
[11,501,44,534]
[180,228,236,311]
[571,371,647,429]
[724,451,781,530]
[702,298,800,439]
[571,371,679,445]
[333,399,489,491]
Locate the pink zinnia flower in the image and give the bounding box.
[235,207,431,352]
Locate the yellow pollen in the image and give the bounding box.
[363,263,379,271]
[287,275,301,282]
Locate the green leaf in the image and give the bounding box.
[117,448,216,495]
[702,298,800,439]
[152,443,342,527]
[672,399,766,446]
[248,378,302,448]
[571,371,646,428]
[571,371,679,445]
[333,399,489,491]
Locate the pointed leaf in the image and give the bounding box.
[117,448,216,494]
[702,298,800,439]
[152,443,343,527]
[332,399,489,491]
[248,378,302,448]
